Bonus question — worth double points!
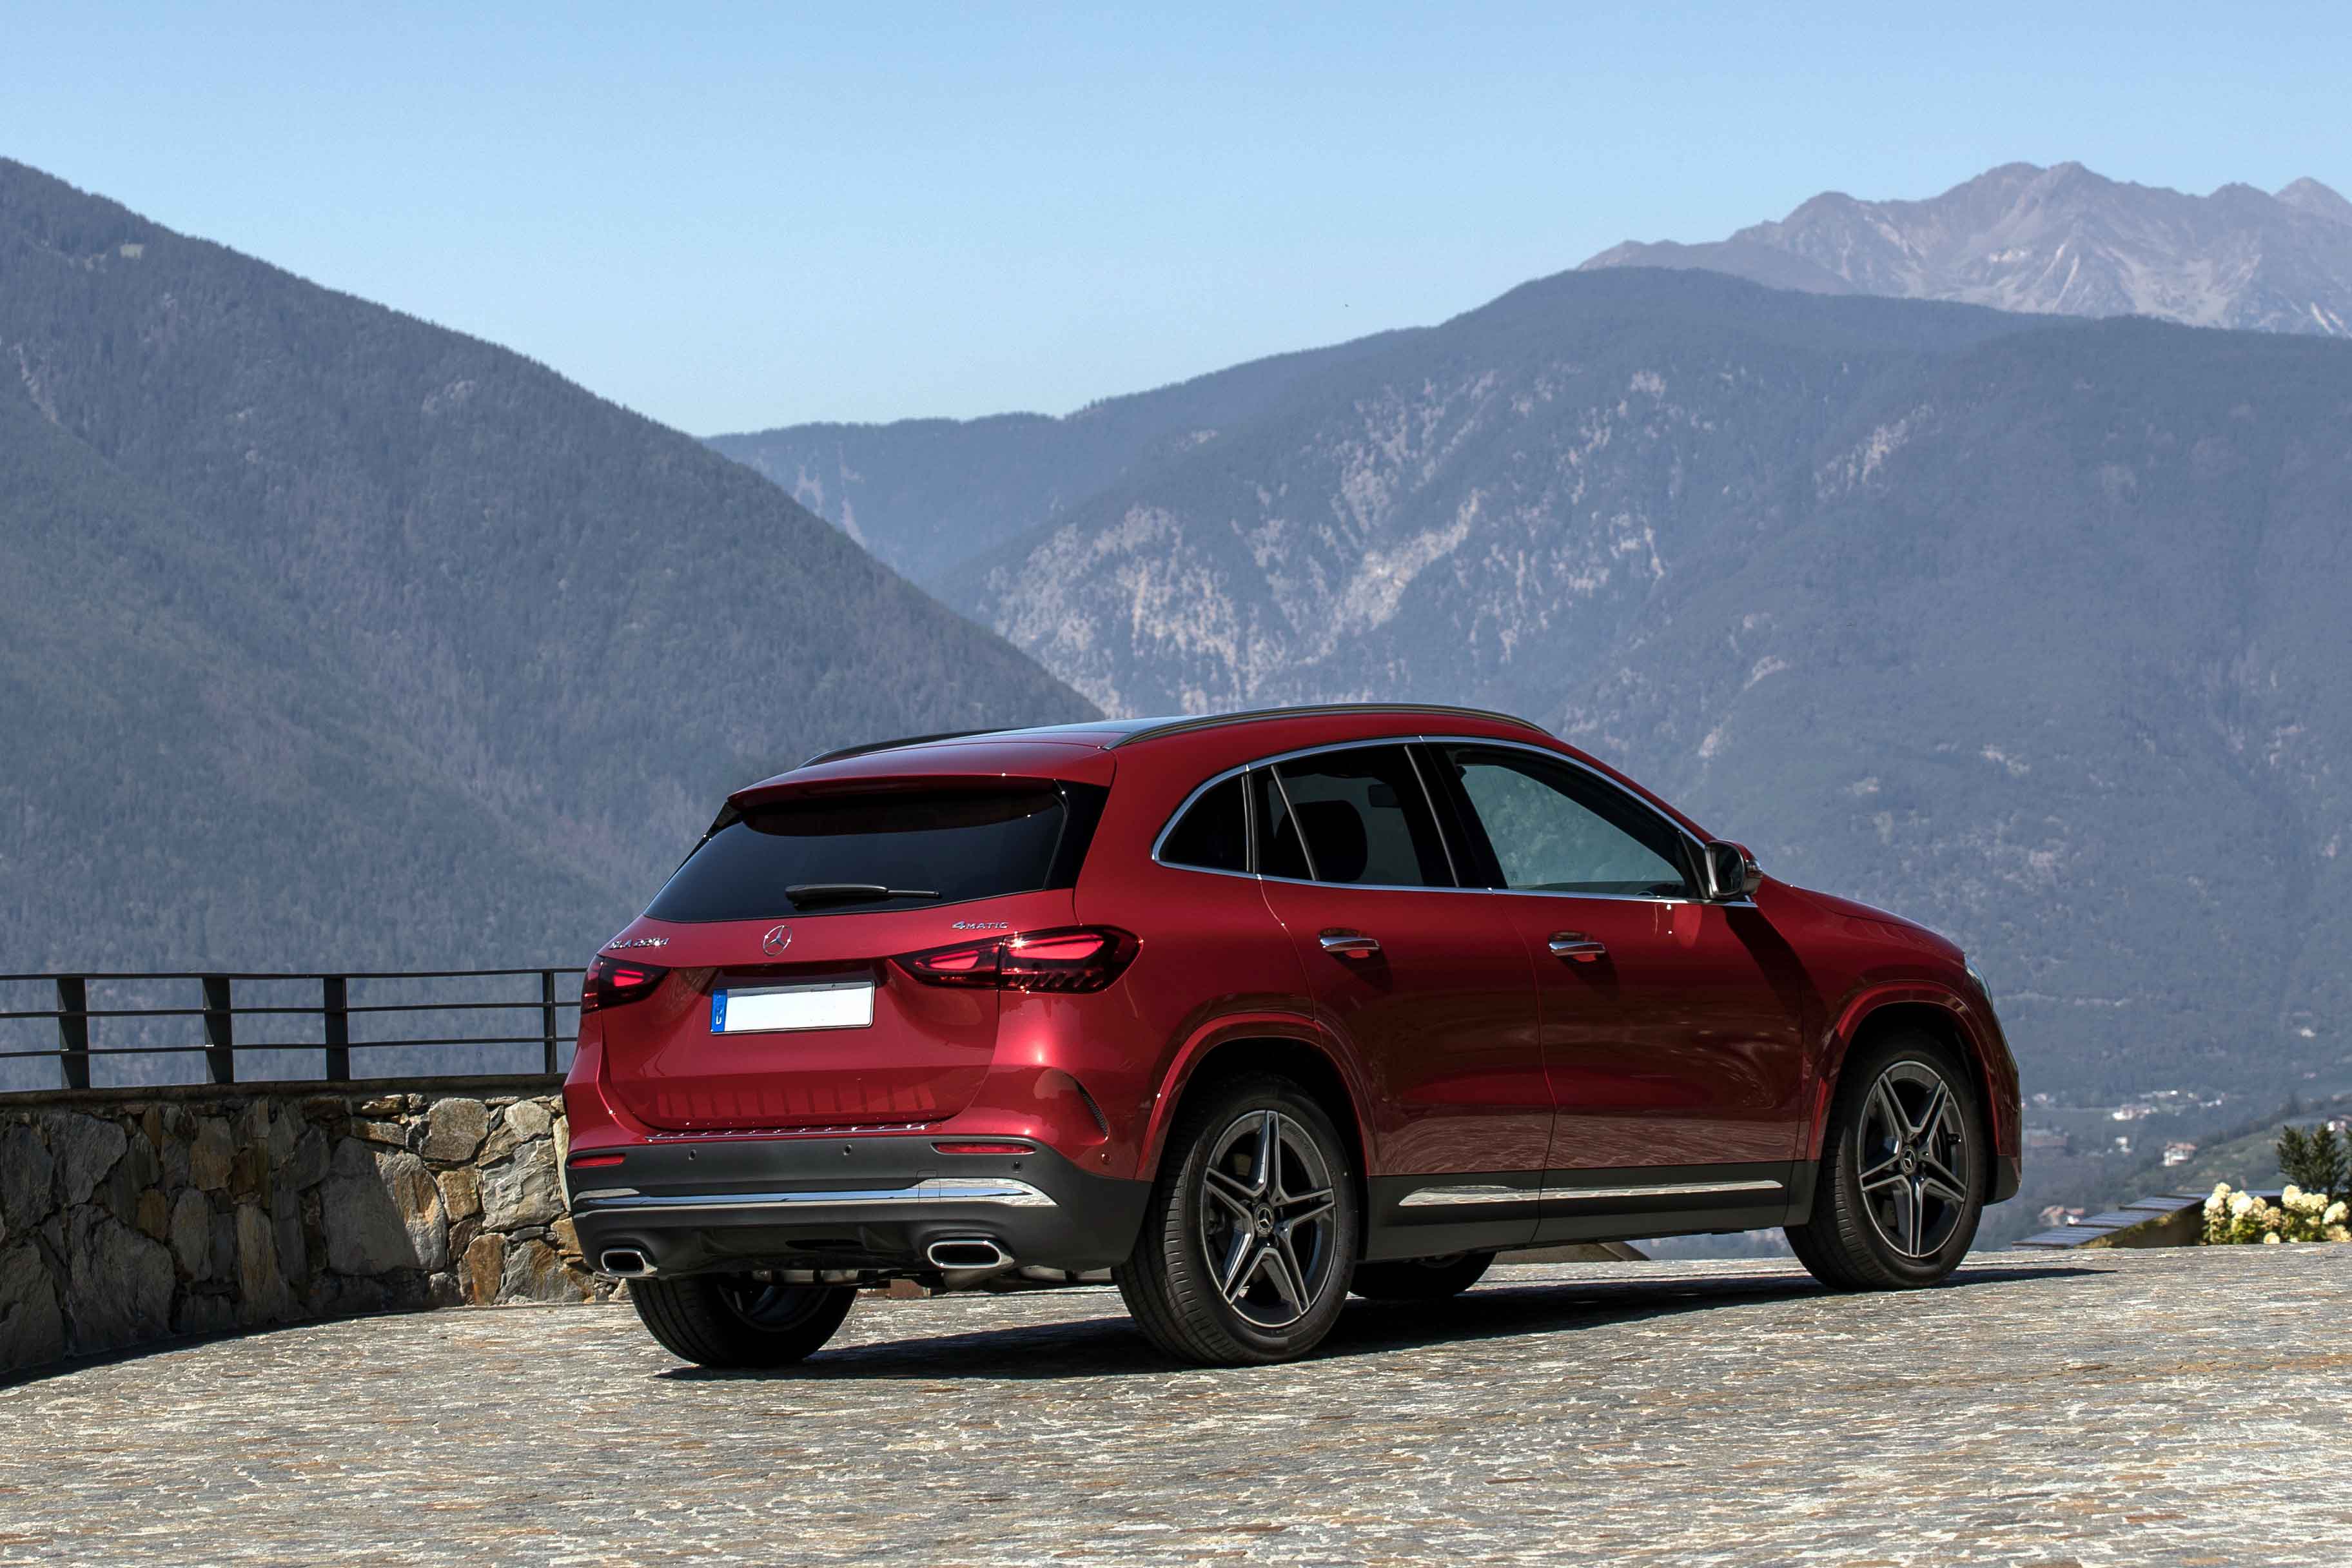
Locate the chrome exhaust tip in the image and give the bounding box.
[925,1238,1012,1270]
[599,1248,656,1279]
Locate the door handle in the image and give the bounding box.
[1318,932,1382,958]
[1548,932,1607,963]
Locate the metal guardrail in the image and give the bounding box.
[0,969,584,1091]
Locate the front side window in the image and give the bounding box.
[1442,747,1691,897]
[1265,746,1453,887]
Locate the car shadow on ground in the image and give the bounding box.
[656,1262,2105,1384]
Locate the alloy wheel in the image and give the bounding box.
[1197,1108,1340,1329]
[1856,1060,1971,1258]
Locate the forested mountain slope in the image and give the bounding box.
[0,159,1093,988]
[705,328,1417,587]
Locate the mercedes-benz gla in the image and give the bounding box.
[565,705,2021,1366]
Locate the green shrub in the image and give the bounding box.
[2275,1124,2350,1205]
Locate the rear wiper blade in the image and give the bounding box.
[784,883,941,906]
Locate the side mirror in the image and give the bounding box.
[1700,840,1763,902]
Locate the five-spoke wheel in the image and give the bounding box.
[1197,1108,1343,1329]
[1117,1074,1359,1364]
[1855,1060,1972,1259]
[1788,1031,1985,1290]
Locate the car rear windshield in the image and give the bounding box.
[645,783,1106,922]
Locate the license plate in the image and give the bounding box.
[710,981,875,1035]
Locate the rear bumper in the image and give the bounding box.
[567,1133,1150,1279]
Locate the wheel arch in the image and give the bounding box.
[1808,988,2014,1173]
[1140,1030,1375,1242]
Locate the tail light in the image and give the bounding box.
[896,926,1138,994]
[582,954,668,1014]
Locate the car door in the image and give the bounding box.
[1424,743,1811,1230]
[1250,743,1547,1257]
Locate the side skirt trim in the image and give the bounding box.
[1397,1177,1783,1208]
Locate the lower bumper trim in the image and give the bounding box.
[573,1177,1057,1217]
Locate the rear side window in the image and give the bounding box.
[1249,770,1311,881]
[647,783,1105,921]
[1269,747,1453,887]
[1160,776,1248,874]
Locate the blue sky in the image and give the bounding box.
[7,3,2346,433]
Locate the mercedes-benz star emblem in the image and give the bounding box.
[762,923,793,957]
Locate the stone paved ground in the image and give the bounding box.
[3,1248,2348,1566]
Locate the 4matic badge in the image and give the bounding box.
[950,920,1010,931]
[604,936,669,951]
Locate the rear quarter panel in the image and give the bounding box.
[1067,735,1360,1181]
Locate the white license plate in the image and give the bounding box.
[710,981,875,1034]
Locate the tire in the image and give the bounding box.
[629,1275,857,1368]
[1351,1251,1495,1301]
[1115,1073,1360,1366]
[1787,1030,1986,1291]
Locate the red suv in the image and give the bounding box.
[565,705,2021,1367]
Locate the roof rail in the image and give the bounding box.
[797,729,1000,769]
[1106,703,1549,749]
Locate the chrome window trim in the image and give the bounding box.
[1150,734,1752,908]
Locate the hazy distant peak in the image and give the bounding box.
[2277,176,2352,226]
[1584,161,2352,338]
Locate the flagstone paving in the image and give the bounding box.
[5,1247,2347,1565]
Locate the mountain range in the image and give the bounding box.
[1582,162,2352,336]
[712,253,2352,1137]
[12,147,2352,1193]
[0,158,1092,1049]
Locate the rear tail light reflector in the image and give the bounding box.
[932,1141,1034,1155]
[582,954,669,1013]
[895,926,1139,994]
[569,1153,627,1168]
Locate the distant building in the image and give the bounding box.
[2038,1204,2089,1228]
[2162,1141,2199,1167]
[2023,1126,2072,1155]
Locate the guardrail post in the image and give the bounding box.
[540,968,559,1074]
[202,974,235,1084]
[323,975,349,1083]
[55,976,90,1092]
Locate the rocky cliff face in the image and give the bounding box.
[705,329,1419,587]
[1583,162,2352,337]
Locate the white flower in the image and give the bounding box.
[2263,1233,2282,1244]
[2326,1202,2349,1226]
[2284,1184,2304,1203]
[2231,1193,2256,1218]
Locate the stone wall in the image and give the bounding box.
[0,1077,618,1378]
